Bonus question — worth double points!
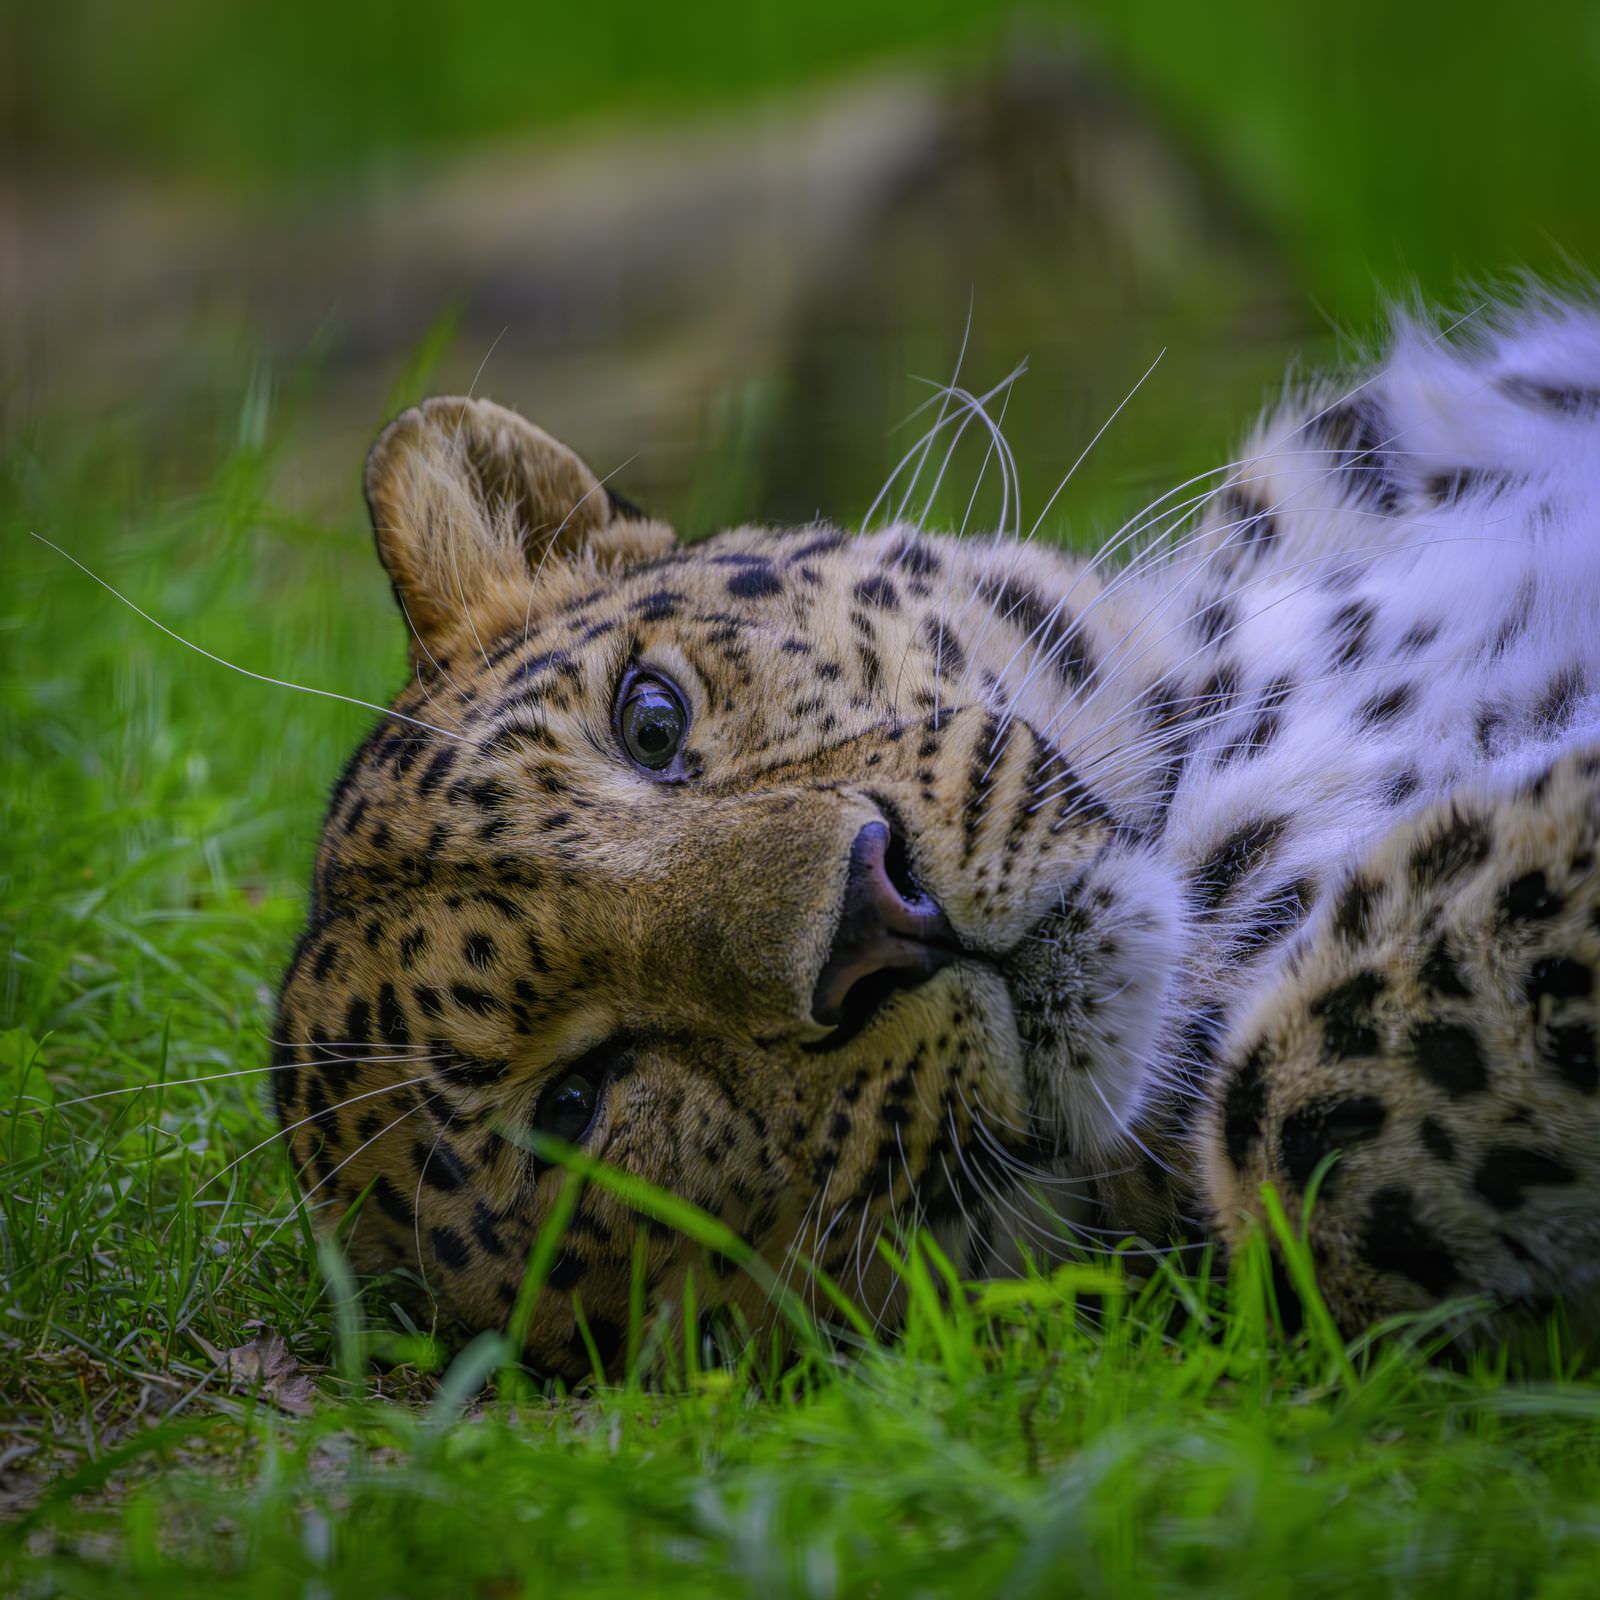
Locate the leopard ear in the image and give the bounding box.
[364,396,675,654]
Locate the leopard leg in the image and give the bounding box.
[1201,737,1600,1345]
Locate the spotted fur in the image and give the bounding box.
[276,299,1600,1372]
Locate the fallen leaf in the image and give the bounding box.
[190,1330,318,1417]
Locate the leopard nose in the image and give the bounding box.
[810,820,956,1035]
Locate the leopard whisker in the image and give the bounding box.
[958,378,1016,540]
[807,1195,856,1302]
[990,460,1316,727]
[889,292,974,527]
[1003,471,1368,740]
[893,1124,930,1243]
[954,1084,1152,1222]
[947,1094,1152,1241]
[911,372,1024,716]
[520,453,641,645]
[983,443,1440,732]
[1032,640,1495,811]
[934,1149,987,1272]
[1035,626,1506,822]
[1009,320,1496,729]
[410,1108,462,1295]
[1023,346,1167,546]
[45,1053,438,1111]
[956,1080,1052,1146]
[1042,645,1491,811]
[1083,444,1444,590]
[947,305,1484,742]
[188,1069,440,1209]
[1053,293,1481,592]
[909,362,1028,534]
[774,1177,829,1310]
[944,1124,1103,1257]
[227,1091,444,1280]
[397,588,471,705]
[1022,528,1520,809]
[30,533,466,741]
[1085,1067,1182,1180]
[861,366,1021,535]
[260,1032,443,1053]
[1000,368,1467,722]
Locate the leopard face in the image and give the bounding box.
[274,397,1184,1375]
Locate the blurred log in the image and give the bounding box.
[0,43,1303,528]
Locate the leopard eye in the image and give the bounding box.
[536,1069,600,1145]
[617,673,688,772]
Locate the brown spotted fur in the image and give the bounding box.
[274,382,1600,1373]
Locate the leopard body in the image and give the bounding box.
[274,298,1600,1372]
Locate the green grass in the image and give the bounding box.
[6,338,1600,1597]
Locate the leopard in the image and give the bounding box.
[273,294,1600,1378]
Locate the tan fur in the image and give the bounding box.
[365,397,675,660]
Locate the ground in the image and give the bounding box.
[6,362,1600,1600]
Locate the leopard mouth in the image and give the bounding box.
[800,904,1166,1174]
[802,949,964,1052]
[803,910,1008,1054]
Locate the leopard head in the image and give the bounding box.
[273,396,1184,1375]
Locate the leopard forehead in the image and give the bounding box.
[400,520,976,781]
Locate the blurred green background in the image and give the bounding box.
[10,0,1600,297]
[5,0,1599,539]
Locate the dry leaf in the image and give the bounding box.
[191,1329,318,1417]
